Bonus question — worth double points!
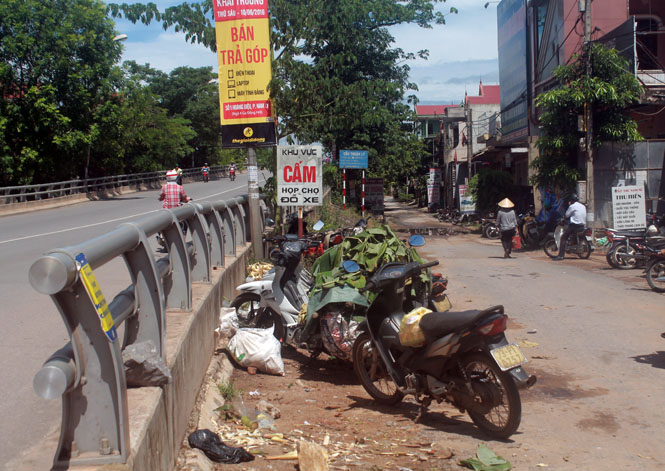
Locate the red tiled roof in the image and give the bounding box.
[415,104,460,116]
[465,84,500,105]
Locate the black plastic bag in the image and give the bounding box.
[187,429,254,463]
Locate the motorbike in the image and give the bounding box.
[604,224,664,269]
[229,167,236,181]
[351,255,536,439]
[517,209,554,249]
[480,216,499,239]
[543,223,593,259]
[644,245,665,293]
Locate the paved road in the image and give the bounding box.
[385,200,665,469]
[0,172,265,469]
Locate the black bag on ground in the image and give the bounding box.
[187,429,254,463]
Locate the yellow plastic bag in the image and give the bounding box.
[399,307,432,347]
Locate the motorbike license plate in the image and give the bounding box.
[490,344,527,371]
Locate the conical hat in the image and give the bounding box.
[498,198,514,208]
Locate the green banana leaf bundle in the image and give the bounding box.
[306,225,429,316]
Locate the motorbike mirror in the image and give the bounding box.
[312,220,324,231]
[342,260,360,273]
[265,218,275,227]
[408,234,426,247]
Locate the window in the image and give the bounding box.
[636,16,661,71]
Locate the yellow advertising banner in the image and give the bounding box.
[213,0,275,146]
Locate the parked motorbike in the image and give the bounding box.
[644,246,665,293]
[480,216,499,239]
[518,209,554,249]
[351,256,536,439]
[543,223,593,259]
[604,224,663,269]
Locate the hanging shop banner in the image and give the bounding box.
[459,184,476,214]
[611,185,646,230]
[339,150,369,169]
[213,0,276,148]
[277,146,323,206]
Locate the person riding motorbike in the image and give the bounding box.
[201,163,210,183]
[229,163,237,181]
[159,169,190,209]
[553,194,586,260]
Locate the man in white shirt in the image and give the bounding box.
[553,194,587,260]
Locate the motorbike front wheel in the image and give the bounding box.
[462,353,521,439]
[646,260,665,293]
[543,238,558,258]
[612,244,639,269]
[352,332,403,405]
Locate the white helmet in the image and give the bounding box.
[166,169,178,182]
[647,224,658,236]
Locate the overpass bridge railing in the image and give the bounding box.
[27,195,265,468]
[0,166,229,204]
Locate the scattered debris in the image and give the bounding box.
[459,444,511,471]
[187,429,254,464]
[227,327,285,375]
[122,340,172,387]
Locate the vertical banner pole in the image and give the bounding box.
[298,206,304,238]
[362,170,365,217]
[343,169,346,210]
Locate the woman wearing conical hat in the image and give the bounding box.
[496,198,517,258]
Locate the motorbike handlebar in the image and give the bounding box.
[420,260,439,269]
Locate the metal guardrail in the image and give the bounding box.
[1,166,229,204]
[27,195,265,467]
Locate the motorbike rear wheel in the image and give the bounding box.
[543,238,558,258]
[230,293,285,342]
[605,245,620,268]
[646,260,665,293]
[576,238,592,259]
[461,353,521,439]
[352,332,403,405]
[484,224,500,239]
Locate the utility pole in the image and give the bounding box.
[466,108,473,184]
[246,147,264,259]
[583,0,595,227]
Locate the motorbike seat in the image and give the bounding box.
[608,230,645,237]
[419,305,504,344]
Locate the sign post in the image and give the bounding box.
[339,150,369,212]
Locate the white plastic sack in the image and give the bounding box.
[216,307,239,339]
[227,327,285,376]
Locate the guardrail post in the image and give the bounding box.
[119,223,166,356]
[48,254,129,466]
[221,203,236,256]
[202,202,226,267]
[162,212,192,310]
[187,203,212,283]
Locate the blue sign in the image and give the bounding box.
[339,149,368,169]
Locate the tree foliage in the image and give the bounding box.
[468,168,513,214]
[531,43,643,191]
[107,0,457,182]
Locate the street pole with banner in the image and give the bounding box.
[213,0,277,259]
[277,146,323,237]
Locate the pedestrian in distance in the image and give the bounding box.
[174,166,183,185]
[496,198,517,258]
[552,193,587,260]
[159,169,190,209]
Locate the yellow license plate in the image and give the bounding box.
[490,344,527,371]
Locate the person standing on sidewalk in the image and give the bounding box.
[496,198,517,258]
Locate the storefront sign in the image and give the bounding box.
[611,185,646,230]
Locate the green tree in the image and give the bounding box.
[0,0,123,185]
[531,43,643,191]
[107,0,456,184]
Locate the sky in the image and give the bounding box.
[109,0,500,105]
